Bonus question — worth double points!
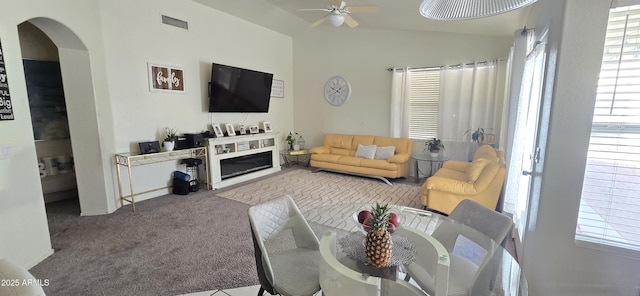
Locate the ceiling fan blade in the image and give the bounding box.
[297,8,331,12]
[343,13,359,28]
[345,5,379,13]
[311,14,330,27]
[330,0,343,8]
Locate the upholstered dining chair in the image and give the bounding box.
[248,195,321,296]
[380,278,427,296]
[405,199,514,296]
[0,258,46,296]
[319,231,380,295]
[396,226,450,296]
[447,199,514,246]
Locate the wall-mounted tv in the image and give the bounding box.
[208,63,273,113]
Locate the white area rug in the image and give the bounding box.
[216,169,422,212]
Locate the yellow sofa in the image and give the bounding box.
[309,134,413,185]
[421,145,506,215]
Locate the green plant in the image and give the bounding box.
[425,138,445,152]
[164,127,177,142]
[286,132,299,148]
[464,127,486,144]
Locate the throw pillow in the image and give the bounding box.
[355,144,377,159]
[374,146,396,160]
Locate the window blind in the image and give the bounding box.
[407,69,441,140]
[576,4,640,253]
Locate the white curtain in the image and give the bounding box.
[389,68,410,138]
[439,61,508,160]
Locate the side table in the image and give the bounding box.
[412,154,448,183]
[280,149,311,167]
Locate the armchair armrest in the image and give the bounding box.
[442,160,471,173]
[425,176,479,195]
[310,146,330,154]
[388,153,410,164]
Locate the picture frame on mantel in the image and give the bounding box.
[262,122,272,132]
[212,124,224,138]
[225,123,236,136]
[148,63,185,93]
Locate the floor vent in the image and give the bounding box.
[161,15,188,30]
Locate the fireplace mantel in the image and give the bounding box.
[206,133,281,189]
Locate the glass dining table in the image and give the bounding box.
[302,203,528,296]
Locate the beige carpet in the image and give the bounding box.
[217,169,422,212]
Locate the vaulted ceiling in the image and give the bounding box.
[193,0,532,37]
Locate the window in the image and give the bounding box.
[576,4,640,254]
[407,69,441,140]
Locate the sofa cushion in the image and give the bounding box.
[374,136,411,154]
[351,135,376,151]
[355,144,377,159]
[311,153,343,163]
[434,167,467,181]
[361,159,398,171]
[330,148,352,156]
[467,158,492,183]
[325,134,353,150]
[473,145,499,162]
[374,146,396,160]
[337,156,363,166]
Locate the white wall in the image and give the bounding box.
[522,0,640,294]
[292,27,513,149]
[0,0,111,268]
[99,0,294,205]
[0,0,294,268]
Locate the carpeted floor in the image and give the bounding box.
[29,168,422,296]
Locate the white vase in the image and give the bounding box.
[430,151,439,158]
[164,141,175,151]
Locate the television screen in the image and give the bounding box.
[208,63,273,113]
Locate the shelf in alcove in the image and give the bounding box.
[35,137,70,143]
[41,172,76,194]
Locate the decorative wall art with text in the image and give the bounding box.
[0,39,14,120]
[148,63,185,93]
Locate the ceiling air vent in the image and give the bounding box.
[161,15,188,30]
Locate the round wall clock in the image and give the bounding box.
[324,76,351,106]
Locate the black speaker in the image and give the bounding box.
[184,133,204,148]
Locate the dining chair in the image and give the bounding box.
[405,199,514,296]
[0,258,46,296]
[395,226,450,296]
[447,199,513,246]
[380,278,427,296]
[248,195,321,296]
[319,231,380,296]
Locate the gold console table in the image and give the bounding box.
[115,147,210,211]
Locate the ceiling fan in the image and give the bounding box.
[297,0,380,28]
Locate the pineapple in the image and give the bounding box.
[365,203,393,268]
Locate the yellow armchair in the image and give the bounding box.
[421,145,506,215]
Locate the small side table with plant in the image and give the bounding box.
[286,132,299,151]
[425,138,445,157]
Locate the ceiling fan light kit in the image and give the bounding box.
[329,13,345,26]
[419,0,538,20]
[298,0,379,28]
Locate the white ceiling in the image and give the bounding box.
[192,0,533,37]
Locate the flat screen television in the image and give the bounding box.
[208,63,273,113]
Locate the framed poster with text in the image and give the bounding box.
[148,63,185,93]
[0,39,14,120]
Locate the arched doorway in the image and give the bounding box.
[19,21,80,214]
[18,17,114,216]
